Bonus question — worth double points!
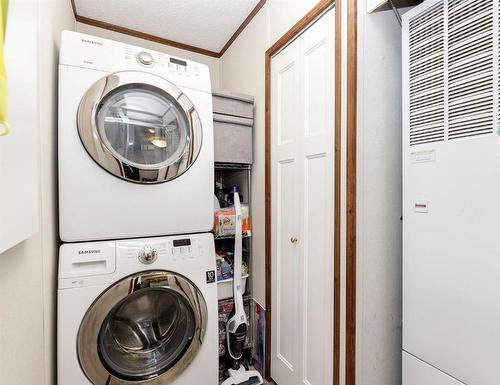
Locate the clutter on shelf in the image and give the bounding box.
[216,251,249,281]
[215,178,248,208]
[214,205,251,237]
[215,238,250,300]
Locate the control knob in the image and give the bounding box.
[137,51,154,66]
[138,246,158,264]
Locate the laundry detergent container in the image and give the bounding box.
[212,90,254,164]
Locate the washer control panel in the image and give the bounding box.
[116,235,208,266]
[59,234,215,289]
[170,238,199,262]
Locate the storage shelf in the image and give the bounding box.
[215,162,251,171]
[214,231,252,240]
[217,275,250,284]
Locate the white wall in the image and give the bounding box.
[75,22,222,89]
[356,4,403,385]
[0,1,75,385]
[267,0,318,45]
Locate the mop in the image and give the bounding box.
[221,188,263,385]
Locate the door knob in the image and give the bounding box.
[290,237,298,244]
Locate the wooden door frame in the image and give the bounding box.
[264,0,345,383]
[345,1,357,384]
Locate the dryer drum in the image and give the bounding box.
[77,71,203,184]
[77,270,208,384]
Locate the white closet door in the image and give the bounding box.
[271,36,302,385]
[299,10,334,385]
[271,8,334,385]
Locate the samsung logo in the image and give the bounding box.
[81,39,103,46]
[78,249,101,255]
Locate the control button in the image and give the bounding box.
[138,246,158,264]
[137,51,154,66]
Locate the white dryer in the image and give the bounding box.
[58,233,218,385]
[58,31,214,242]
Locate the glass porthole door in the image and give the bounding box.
[78,271,207,385]
[78,71,202,184]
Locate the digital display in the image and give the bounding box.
[170,57,187,66]
[173,239,191,247]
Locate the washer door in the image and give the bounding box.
[78,71,202,184]
[78,271,207,384]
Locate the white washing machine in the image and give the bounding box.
[58,31,214,242]
[58,233,218,385]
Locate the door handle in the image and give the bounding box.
[290,237,298,244]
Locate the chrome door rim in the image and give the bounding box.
[78,271,208,385]
[77,71,203,184]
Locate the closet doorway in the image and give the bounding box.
[265,3,339,384]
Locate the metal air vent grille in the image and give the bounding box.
[448,0,494,140]
[408,1,445,145]
[406,0,496,146]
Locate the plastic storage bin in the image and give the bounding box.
[217,275,249,300]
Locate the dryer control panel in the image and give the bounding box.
[126,47,202,79]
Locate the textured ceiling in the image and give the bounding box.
[73,0,261,53]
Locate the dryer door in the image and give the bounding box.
[78,71,202,184]
[78,271,208,385]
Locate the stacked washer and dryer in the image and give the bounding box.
[57,31,218,385]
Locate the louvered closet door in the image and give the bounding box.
[271,8,334,385]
